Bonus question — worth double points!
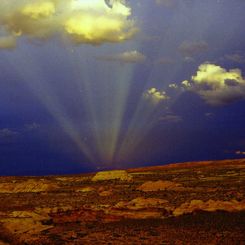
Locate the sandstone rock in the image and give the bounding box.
[1,210,53,242]
[2,218,52,235]
[108,210,162,220]
[92,170,132,181]
[99,190,113,196]
[35,206,74,215]
[0,179,58,193]
[76,187,95,192]
[114,197,169,210]
[173,199,245,216]
[100,197,172,220]
[9,211,49,220]
[137,180,182,192]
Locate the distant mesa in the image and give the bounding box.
[92,170,133,181]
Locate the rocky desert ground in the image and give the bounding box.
[0,158,244,244]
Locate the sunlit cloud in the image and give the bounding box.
[21,1,56,19]
[182,80,191,88]
[182,63,245,106]
[97,50,146,63]
[0,36,16,50]
[144,88,169,105]
[0,0,137,48]
[168,83,178,89]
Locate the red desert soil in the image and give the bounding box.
[0,158,244,244]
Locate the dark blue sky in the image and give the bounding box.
[0,0,245,175]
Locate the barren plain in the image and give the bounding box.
[0,159,244,244]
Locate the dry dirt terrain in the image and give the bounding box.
[0,159,244,244]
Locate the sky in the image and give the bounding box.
[0,0,245,175]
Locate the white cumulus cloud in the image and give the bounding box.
[182,63,245,106]
[0,0,137,48]
[144,88,169,105]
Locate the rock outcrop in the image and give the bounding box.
[92,170,132,181]
[114,197,169,210]
[137,180,182,192]
[0,179,58,193]
[173,199,245,216]
[75,187,95,193]
[1,210,53,243]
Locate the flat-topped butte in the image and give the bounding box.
[92,170,133,181]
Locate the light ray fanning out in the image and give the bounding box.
[0,0,172,167]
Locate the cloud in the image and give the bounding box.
[97,50,146,63]
[205,112,214,118]
[0,36,17,50]
[168,83,178,89]
[178,41,208,57]
[0,128,19,139]
[0,124,41,144]
[24,122,41,131]
[182,63,245,106]
[224,53,245,64]
[21,1,56,19]
[235,150,245,155]
[182,80,191,88]
[143,88,169,105]
[0,0,137,48]
[183,56,195,63]
[159,114,182,123]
